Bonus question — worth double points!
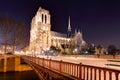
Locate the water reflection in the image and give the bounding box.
[0,71,39,80]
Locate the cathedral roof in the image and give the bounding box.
[51,31,67,38]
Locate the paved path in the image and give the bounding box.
[38,55,120,71]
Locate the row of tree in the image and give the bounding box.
[0,15,29,54]
[81,44,118,55]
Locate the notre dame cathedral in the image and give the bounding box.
[30,7,86,54]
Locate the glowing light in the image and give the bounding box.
[42,26,47,31]
[26,51,29,55]
[47,47,50,51]
[20,51,24,54]
[74,49,77,52]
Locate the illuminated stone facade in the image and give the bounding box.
[0,44,14,54]
[30,7,86,54]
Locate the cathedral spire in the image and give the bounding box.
[78,29,80,33]
[68,16,71,32]
[67,16,71,38]
[75,28,77,34]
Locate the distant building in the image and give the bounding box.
[0,44,13,54]
[30,7,86,54]
[95,46,107,55]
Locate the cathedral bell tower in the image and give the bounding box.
[30,7,51,54]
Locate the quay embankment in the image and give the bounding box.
[0,54,32,72]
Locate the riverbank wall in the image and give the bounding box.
[0,55,32,72]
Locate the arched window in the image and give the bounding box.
[45,15,47,23]
[42,14,44,23]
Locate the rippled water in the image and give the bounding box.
[0,71,40,80]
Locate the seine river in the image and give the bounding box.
[0,71,40,80]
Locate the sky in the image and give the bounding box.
[0,0,120,48]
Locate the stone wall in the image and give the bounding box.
[61,54,120,59]
[0,55,32,72]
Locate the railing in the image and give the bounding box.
[22,55,120,80]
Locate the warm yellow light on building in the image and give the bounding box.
[30,7,86,55]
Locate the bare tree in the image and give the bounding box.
[11,20,28,54]
[107,45,117,55]
[0,16,13,54]
[0,16,28,54]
